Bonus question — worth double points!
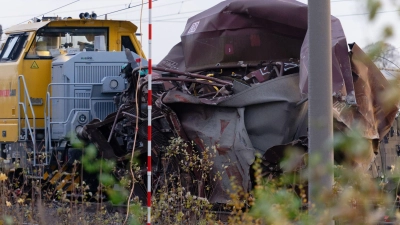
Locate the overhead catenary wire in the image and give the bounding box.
[2,0,158,30]
[376,56,400,70]
[0,0,189,20]
[129,9,202,22]
[125,3,400,23]
[336,9,400,17]
[0,4,126,19]
[331,0,356,2]
[97,0,157,18]
[96,0,194,18]
[129,8,400,24]
[4,0,80,30]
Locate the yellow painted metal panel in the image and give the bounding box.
[21,59,52,125]
[0,19,145,144]
[0,63,19,121]
[0,120,19,142]
[5,21,50,34]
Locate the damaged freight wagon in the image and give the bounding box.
[79,0,398,203]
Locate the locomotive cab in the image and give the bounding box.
[0,18,145,181]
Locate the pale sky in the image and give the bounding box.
[0,0,399,63]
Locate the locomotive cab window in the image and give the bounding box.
[0,33,28,62]
[26,27,108,59]
[121,36,137,53]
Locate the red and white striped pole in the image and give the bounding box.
[147,0,152,224]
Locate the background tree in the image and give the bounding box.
[365,42,400,69]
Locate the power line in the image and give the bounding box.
[153,20,186,23]
[97,0,157,17]
[4,0,81,30]
[376,56,400,70]
[129,10,201,22]
[0,0,190,21]
[331,0,357,2]
[0,4,127,19]
[336,9,400,17]
[98,0,193,18]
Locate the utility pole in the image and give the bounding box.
[308,0,334,217]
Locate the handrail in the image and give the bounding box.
[44,82,101,150]
[44,92,50,164]
[50,108,92,125]
[18,75,37,165]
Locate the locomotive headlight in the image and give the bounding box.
[110,79,118,89]
[78,114,87,124]
[101,76,123,93]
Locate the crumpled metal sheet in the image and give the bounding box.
[158,0,354,102]
[151,0,398,203]
[160,74,307,203]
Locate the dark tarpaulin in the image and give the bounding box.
[158,0,355,103]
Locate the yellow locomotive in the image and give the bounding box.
[0,16,145,184]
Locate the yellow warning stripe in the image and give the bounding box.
[66,176,81,192]
[49,164,69,184]
[43,172,49,180]
[55,174,71,191]
[49,165,81,191]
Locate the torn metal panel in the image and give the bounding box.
[335,43,398,141]
[157,42,186,72]
[330,43,398,144]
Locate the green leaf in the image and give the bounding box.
[82,158,100,173]
[84,145,98,160]
[99,173,116,186]
[107,188,127,205]
[101,159,116,173]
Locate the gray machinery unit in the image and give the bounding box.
[47,51,146,144]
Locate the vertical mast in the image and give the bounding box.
[147,0,153,224]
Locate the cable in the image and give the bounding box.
[127,6,399,23]
[124,0,146,224]
[129,10,202,22]
[152,20,187,23]
[336,9,400,17]
[0,0,187,20]
[331,0,356,2]
[376,56,400,70]
[98,0,193,18]
[97,0,157,18]
[178,0,185,14]
[0,4,127,19]
[4,0,80,30]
